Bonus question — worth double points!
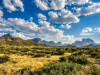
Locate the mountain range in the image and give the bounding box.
[0,34,45,46]
[32,38,63,46]
[32,38,100,47]
[72,38,96,47]
[0,34,100,47]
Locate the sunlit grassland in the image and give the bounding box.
[0,45,100,75]
[0,53,71,75]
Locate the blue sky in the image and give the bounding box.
[0,0,100,44]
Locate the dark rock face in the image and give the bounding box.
[56,42,62,46]
[0,33,22,40]
[85,44,100,47]
[0,34,14,39]
[72,38,96,47]
[32,38,63,46]
[32,38,41,43]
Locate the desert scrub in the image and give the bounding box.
[90,66,100,75]
[90,52,100,58]
[59,56,67,62]
[68,55,90,65]
[34,53,45,57]
[16,67,31,75]
[33,61,81,75]
[73,51,83,56]
[0,56,9,63]
[46,55,51,58]
[57,49,65,55]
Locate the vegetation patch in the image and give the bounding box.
[34,53,46,57]
[0,56,9,63]
[68,55,90,65]
[33,61,81,75]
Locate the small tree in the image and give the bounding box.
[57,49,65,55]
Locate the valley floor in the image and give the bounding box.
[0,53,71,75]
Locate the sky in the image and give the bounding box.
[0,0,100,44]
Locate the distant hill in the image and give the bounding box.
[1,34,99,47]
[32,38,63,46]
[0,33,22,40]
[84,44,100,47]
[72,38,96,47]
[0,34,46,46]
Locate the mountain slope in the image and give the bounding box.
[72,38,96,47]
[0,34,45,46]
[32,38,63,46]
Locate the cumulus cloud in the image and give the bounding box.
[34,0,92,11]
[8,18,39,34]
[74,2,100,16]
[60,24,71,29]
[0,28,13,32]
[81,27,100,36]
[3,0,24,12]
[95,27,100,33]
[0,10,3,17]
[29,17,33,22]
[0,17,81,44]
[67,0,91,5]
[50,0,66,10]
[38,13,47,20]
[35,0,66,10]
[12,32,31,40]
[0,33,6,37]
[80,27,93,35]
[34,0,49,10]
[48,9,79,24]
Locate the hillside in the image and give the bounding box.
[72,38,96,47]
[0,34,46,46]
[32,38,63,46]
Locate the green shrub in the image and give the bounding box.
[68,55,90,65]
[21,48,30,52]
[90,52,100,58]
[73,51,83,56]
[34,53,45,57]
[57,49,65,55]
[59,56,67,62]
[77,55,90,65]
[90,66,100,75]
[46,55,51,58]
[33,61,81,75]
[0,56,10,63]
[16,67,31,75]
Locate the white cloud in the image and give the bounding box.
[3,0,24,12]
[12,32,31,40]
[67,0,91,5]
[48,11,58,18]
[29,17,33,22]
[74,2,100,16]
[95,27,100,33]
[0,10,3,17]
[81,27,100,36]
[0,28,13,32]
[35,0,66,11]
[0,33,7,37]
[50,0,66,10]
[34,0,49,10]
[38,13,47,20]
[34,0,92,11]
[49,9,79,24]
[60,24,71,29]
[0,17,81,44]
[80,27,93,35]
[7,18,39,34]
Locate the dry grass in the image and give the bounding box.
[0,53,71,75]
